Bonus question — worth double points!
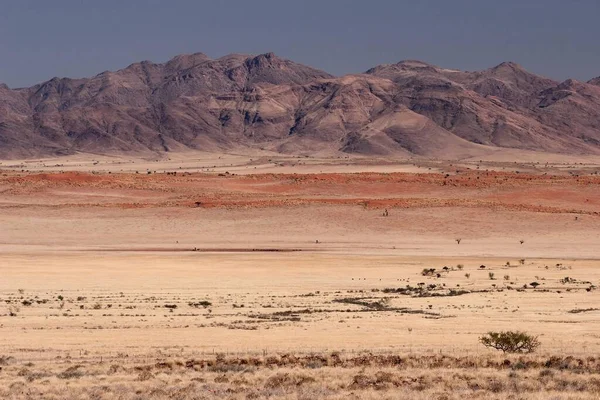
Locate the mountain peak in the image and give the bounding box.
[395,59,434,67]
[245,52,280,67]
[494,61,522,68]
[167,52,210,63]
[165,52,211,71]
[240,52,333,85]
[390,60,439,72]
[480,61,556,87]
[257,52,277,60]
[588,76,600,86]
[364,60,438,76]
[487,61,531,76]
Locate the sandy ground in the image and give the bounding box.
[0,155,599,398]
[2,149,600,175]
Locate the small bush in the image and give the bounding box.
[57,365,84,379]
[480,331,540,353]
[189,301,212,308]
[264,372,315,389]
[8,305,19,316]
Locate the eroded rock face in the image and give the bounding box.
[1,52,600,158]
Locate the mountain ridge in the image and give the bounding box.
[1,52,600,159]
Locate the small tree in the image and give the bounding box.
[480,331,540,353]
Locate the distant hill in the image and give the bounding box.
[1,52,600,158]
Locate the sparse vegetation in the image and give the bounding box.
[568,308,599,314]
[561,276,576,284]
[2,139,600,399]
[2,351,599,399]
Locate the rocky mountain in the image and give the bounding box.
[1,52,600,158]
[588,77,600,86]
[365,60,600,153]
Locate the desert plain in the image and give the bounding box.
[1,152,600,399]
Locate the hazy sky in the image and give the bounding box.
[1,0,599,88]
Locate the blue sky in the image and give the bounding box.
[1,0,599,87]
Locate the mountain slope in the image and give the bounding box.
[588,77,600,86]
[366,60,600,154]
[1,53,600,159]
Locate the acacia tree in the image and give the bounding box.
[479,331,540,353]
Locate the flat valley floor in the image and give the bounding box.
[1,153,600,399]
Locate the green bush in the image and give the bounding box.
[479,331,540,353]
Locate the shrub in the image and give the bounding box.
[189,301,212,308]
[264,372,315,389]
[57,365,84,379]
[479,331,540,353]
[8,305,19,316]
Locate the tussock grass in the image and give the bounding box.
[1,352,600,399]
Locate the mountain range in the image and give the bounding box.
[2,52,600,159]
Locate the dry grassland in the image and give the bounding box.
[1,156,599,398]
